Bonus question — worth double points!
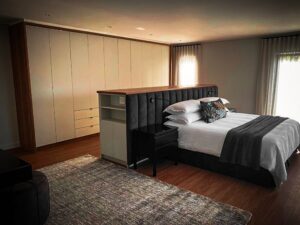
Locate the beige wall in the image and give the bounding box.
[201,38,260,113]
[0,25,19,149]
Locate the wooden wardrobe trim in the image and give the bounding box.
[9,23,36,151]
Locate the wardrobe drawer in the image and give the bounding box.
[75,125,99,138]
[74,108,99,120]
[75,117,99,129]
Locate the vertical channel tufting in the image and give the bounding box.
[203,87,207,97]
[176,91,182,102]
[208,87,212,97]
[199,88,204,98]
[188,89,193,99]
[155,92,163,124]
[138,94,147,128]
[127,95,138,130]
[147,93,155,125]
[126,86,218,165]
[163,91,170,109]
[208,87,211,96]
[193,88,199,99]
[126,95,138,164]
[182,90,188,100]
[170,91,176,104]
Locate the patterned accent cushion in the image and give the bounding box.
[200,99,227,123]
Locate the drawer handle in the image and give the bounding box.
[90,125,94,127]
[90,117,93,119]
[89,108,93,110]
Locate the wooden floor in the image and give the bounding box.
[12,135,300,225]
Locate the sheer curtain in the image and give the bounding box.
[170,45,201,86]
[275,54,300,122]
[256,35,300,115]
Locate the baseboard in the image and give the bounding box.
[0,141,20,150]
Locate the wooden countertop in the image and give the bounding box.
[97,84,217,95]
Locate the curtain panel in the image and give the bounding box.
[256,35,300,115]
[170,44,202,86]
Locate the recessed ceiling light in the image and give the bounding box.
[136,27,145,31]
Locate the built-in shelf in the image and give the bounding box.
[99,92,128,166]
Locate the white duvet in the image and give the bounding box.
[164,112,300,186]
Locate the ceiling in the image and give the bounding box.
[0,0,300,44]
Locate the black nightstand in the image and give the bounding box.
[133,124,179,176]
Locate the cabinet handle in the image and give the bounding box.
[90,117,93,119]
[90,125,94,127]
[89,108,93,110]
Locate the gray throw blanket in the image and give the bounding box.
[220,115,288,169]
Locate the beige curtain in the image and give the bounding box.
[170,44,202,86]
[256,35,300,115]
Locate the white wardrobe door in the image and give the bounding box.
[141,43,153,87]
[161,46,170,86]
[26,26,56,147]
[118,39,131,89]
[104,37,119,89]
[88,34,105,108]
[49,29,75,142]
[130,41,142,88]
[70,32,90,110]
[152,45,163,87]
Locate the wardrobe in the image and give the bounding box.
[9,23,170,151]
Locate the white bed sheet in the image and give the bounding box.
[164,112,300,186]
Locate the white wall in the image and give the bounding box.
[201,38,260,113]
[0,25,19,149]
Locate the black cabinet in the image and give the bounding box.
[0,150,32,188]
[133,125,178,176]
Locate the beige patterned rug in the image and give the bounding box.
[40,155,252,225]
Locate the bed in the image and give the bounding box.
[164,112,300,186]
[125,85,300,187]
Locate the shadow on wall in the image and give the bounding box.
[0,24,19,149]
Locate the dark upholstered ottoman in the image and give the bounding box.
[0,171,50,225]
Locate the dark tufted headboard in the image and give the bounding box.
[126,85,218,164]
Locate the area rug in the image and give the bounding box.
[40,155,252,225]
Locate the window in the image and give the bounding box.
[178,55,198,86]
[275,54,300,122]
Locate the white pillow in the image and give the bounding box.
[164,120,185,128]
[164,100,200,115]
[166,112,201,125]
[198,97,230,105]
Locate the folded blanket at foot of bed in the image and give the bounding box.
[220,115,288,170]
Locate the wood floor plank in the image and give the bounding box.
[11,135,300,225]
